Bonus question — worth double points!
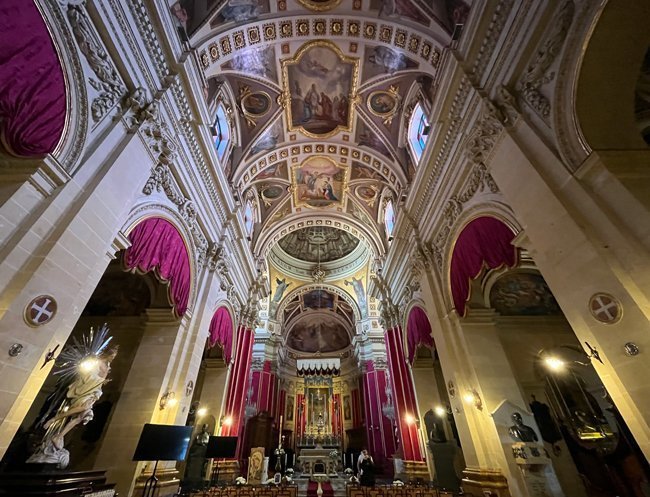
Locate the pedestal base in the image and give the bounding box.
[0,467,115,496]
[462,467,511,497]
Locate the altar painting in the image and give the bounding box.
[282,41,359,138]
[291,156,347,208]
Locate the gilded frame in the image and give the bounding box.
[290,155,349,209]
[296,0,342,11]
[281,40,359,139]
[239,86,272,127]
[366,85,401,125]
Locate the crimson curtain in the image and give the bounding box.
[208,306,233,363]
[406,306,434,364]
[0,0,66,156]
[124,217,191,316]
[450,216,517,316]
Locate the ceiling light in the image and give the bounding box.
[543,356,566,372]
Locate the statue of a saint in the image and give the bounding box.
[28,325,117,468]
[508,412,539,442]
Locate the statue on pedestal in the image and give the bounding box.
[508,412,539,442]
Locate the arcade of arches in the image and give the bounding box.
[1,0,650,496]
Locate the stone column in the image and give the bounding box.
[0,124,154,458]
[92,309,185,496]
[450,309,564,497]
[489,120,650,459]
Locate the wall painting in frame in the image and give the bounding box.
[281,40,359,139]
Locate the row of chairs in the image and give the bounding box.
[346,483,473,497]
[187,484,299,497]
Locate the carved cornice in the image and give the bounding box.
[518,1,575,121]
[465,101,506,165]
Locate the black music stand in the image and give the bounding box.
[206,436,237,486]
[133,423,193,497]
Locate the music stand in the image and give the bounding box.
[205,436,237,486]
[132,424,193,497]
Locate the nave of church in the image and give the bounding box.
[1,0,650,496]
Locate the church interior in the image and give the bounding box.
[1,0,650,496]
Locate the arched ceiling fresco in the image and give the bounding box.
[180,0,471,350]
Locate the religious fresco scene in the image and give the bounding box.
[1,1,649,497]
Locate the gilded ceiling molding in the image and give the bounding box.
[235,142,406,192]
[255,213,385,262]
[198,15,444,79]
[517,0,575,121]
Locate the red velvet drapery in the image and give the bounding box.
[450,216,517,316]
[406,306,434,364]
[0,0,66,156]
[208,306,234,363]
[124,217,191,316]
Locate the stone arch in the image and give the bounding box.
[207,305,236,364]
[276,282,362,324]
[402,301,435,365]
[121,208,197,316]
[564,0,650,154]
[0,0,87,169]
[446,214,519,317]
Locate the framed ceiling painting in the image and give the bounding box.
[291,156,349,208]
[366,85,401,125]
[239,86,272,126]
[296,0,342,11]
[281,40,359,139]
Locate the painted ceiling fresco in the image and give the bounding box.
[278,227,360,263]
[489,272,562,316]
[188,0,472,353]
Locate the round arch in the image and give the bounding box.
[445,213,520,317]
[208,305,236,364]
[276,282,362,324]
[122,207,197,316]
[255,211,386,261]
[402,301,435,365]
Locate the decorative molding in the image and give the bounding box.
[518,0,575,120]
[142,163,209,266]
[430,162,499,268]
[465,101,505,164]
[470,0,516,83]
[66,5,126,122]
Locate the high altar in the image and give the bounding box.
[295,359,341,477]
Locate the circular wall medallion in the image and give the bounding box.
[589,293,621,324]
[24,295,57,327]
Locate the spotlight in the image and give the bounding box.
[434,406,447,418]
[79,356,98,373]
[462,389,483,410]
[544,356,566,372]
[159,391,177,410]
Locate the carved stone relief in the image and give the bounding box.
[518,1,575,120]
[66,6,126,123]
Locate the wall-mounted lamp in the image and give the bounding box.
[463,389,483,411]
[404,413,417,425]
[434,405,447,418]
[543,356,566,372]
[220,415,233,427]
[159,391,177,410]
[197,407,208,417]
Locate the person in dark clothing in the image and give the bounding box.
[359,449,375,487]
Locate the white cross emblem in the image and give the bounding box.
[589,294,620,323]
[25,295,57,326]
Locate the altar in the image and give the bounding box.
[298,446,338,477]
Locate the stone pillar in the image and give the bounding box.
[489,122,650,459]
[451,309,564,497]
[0,124,154,458]
[92,309,185,496]
[361,360,396,474]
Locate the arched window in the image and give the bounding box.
[384,198,395,240]
[244,200,254,237]
[212,104,230,161]
[408,103,430,162]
